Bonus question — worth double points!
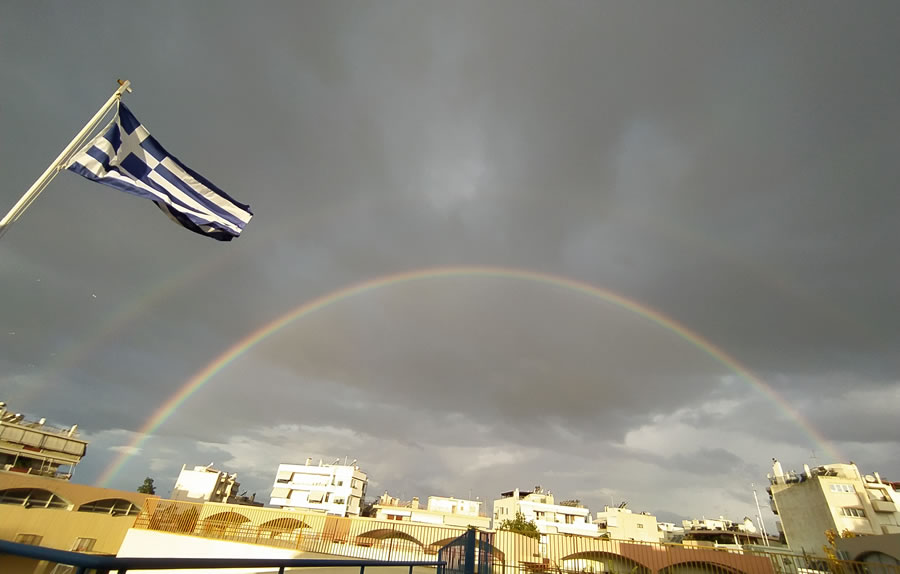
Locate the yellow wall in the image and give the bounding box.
[0,504,139,553]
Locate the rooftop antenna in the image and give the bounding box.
[810,449,818,466]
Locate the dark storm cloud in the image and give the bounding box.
[2,0,899,524]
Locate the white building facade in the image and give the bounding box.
[270,459,367,516]
[492,487,597,536]
[172,464,241,503]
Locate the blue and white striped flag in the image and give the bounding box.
[66,103,252,241]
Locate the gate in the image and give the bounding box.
[439,528,498,574]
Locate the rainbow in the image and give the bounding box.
[96,265,839,486]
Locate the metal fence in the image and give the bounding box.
[484,530,900,574]
[130,501,900,574]
[134,498,469,561]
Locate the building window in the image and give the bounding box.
[14,533,43,545]
[72,537,96,552]
[334,498,346,505]
[637,524,644,528]
[840,507,866,518]
[78,499,140,516]
[0,488,69,509]
[831,484,855,493]
[336,480,344,486]
[566,515,575,524]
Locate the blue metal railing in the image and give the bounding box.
[0,539,445,574]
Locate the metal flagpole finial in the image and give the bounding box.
[116,79,133,95]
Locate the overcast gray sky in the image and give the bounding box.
[2,1,899,527]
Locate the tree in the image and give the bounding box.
[498,511,540,539]
[137,477,156,494]
[559,499,582,507]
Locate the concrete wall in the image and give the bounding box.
[772,480,837,555]
[118,528,303,574]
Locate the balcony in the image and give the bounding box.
[871,499,897,513]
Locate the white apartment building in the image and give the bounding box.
[595,506,662,542]
[768,459,900,555]
[172,463,241,503]
[270,458,367,516]
[492,486,598,536]
[427,495,483,517]
[375,493,491,528]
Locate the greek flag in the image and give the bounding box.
[66,103,252,241]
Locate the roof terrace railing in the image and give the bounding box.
[0,539,445,574]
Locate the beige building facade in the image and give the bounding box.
[374,493,490,528]
[768,459,900,555]
[595,506,662,542]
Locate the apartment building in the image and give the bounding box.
[680,516,768,548]
[172,463,259,505]
[374,493,491,528]
[768,459,900,555]
[0,401,87,480]
[595,505,662,542]
[492,486,597,536]
[270,458,367,516]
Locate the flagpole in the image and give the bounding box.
[0,80,133,239]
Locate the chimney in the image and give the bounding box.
[306,457,312,466]
[411,497,420,509]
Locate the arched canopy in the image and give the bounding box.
[260,517,310,533]
[560,551,652,574]
[661,561,746,574]
[356,529,424,548]
[204,511,251,525]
